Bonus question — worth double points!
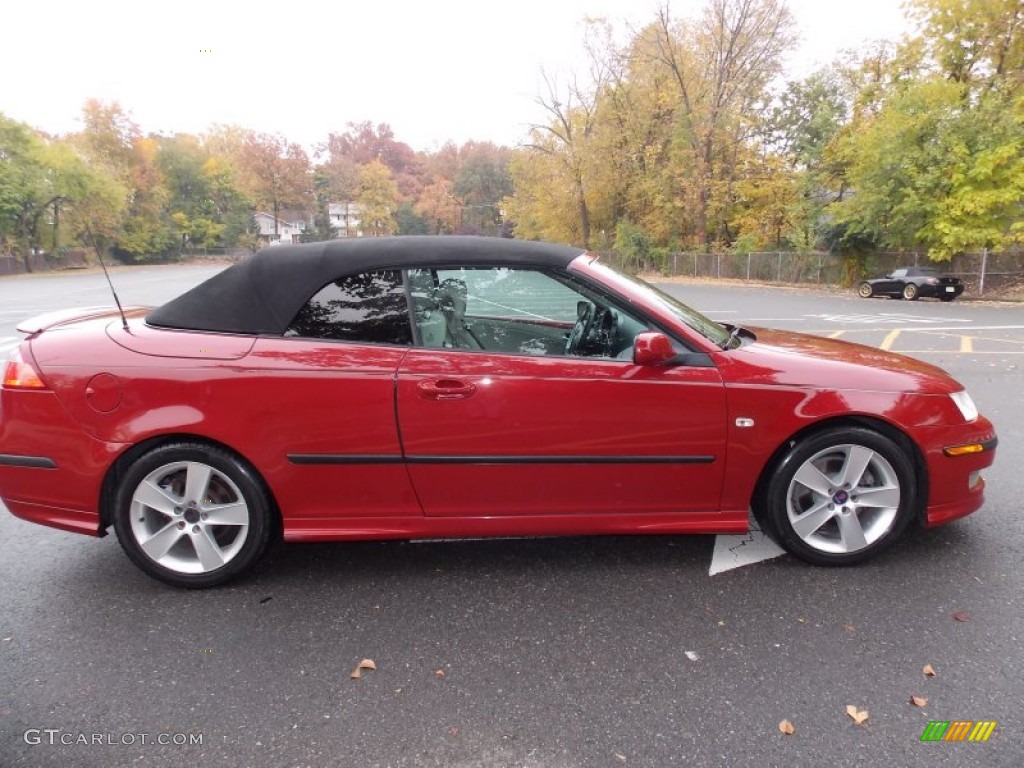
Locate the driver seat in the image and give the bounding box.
[438,278,476,348]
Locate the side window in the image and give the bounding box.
[408,266,649,359]
[285,269,412,345]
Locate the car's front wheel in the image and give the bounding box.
[760,427,917,566]
[902,283,920,301]
[113,443,273,588]
[857,282,874,298]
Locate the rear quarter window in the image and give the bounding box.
[285,269,412,345]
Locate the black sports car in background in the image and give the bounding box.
[857,267,965,301]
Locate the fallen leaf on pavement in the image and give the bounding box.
[779,719,795,735]
[350,659,376,679]
[841,624,855,633]
[910,696,928,707]
[952,612,970,622]
[845,705,869,725]
[923,664,936,677]
[435,668,446,678]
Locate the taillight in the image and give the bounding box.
[3,347,48,389]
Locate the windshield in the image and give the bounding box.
[586,259,733,347]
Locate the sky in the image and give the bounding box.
[0,0,913,153]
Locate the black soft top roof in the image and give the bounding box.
[146,236,585,335]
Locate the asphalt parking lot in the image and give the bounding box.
[1,266,1022,767]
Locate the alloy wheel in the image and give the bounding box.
[129,460,251,574]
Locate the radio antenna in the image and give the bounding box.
[85,226,129,331]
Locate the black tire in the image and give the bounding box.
[760,427,917,566]
[113,442,273,588]
[902,283,919,301]
[857,282,874,298]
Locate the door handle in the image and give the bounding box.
[417,379,477,401]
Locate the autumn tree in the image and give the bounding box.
[507,1,797,250]
[237,131,312,235]
[639,0,797,247]
[908,0,1023,95]
[415,177,461,234]
[324,122,425,199]
[356,160,399,236]
[729,149,802,249]
[69,100,180,261]
[519,65,607,247]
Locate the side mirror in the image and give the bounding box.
[633,332,676,365]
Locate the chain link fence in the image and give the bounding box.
[0,246,252,276]
[4,243,1022,298]
[600,250,1024,297]
[0,249,90,276]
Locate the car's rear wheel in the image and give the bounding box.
[113,443,273,588]
[761,427,916,566]
[902,283,919,301]
[857,282,874,298]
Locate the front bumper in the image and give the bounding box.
[916,417,997,527]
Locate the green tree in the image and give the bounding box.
[452,142,513,235]
[827,0,1024,259]
[395,202,429,235]
[0,115,50,269]
[0,114,124,270]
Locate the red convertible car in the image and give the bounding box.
[0,237,997,587]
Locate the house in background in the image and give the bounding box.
[328,202,362,238]
[255,211,309,245]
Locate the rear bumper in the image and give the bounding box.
[922,284,964,298]
[0,389,123,536]
[5,498,105,537]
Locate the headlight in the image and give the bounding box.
[950,390,978,422]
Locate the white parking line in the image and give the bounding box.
[811,324,1024,333]
[806,312,971,324]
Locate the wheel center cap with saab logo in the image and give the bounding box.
[833,490,849,504]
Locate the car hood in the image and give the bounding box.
[719,327,962,395]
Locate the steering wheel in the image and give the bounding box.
[592,307,618,355]
[565,301,595,355]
